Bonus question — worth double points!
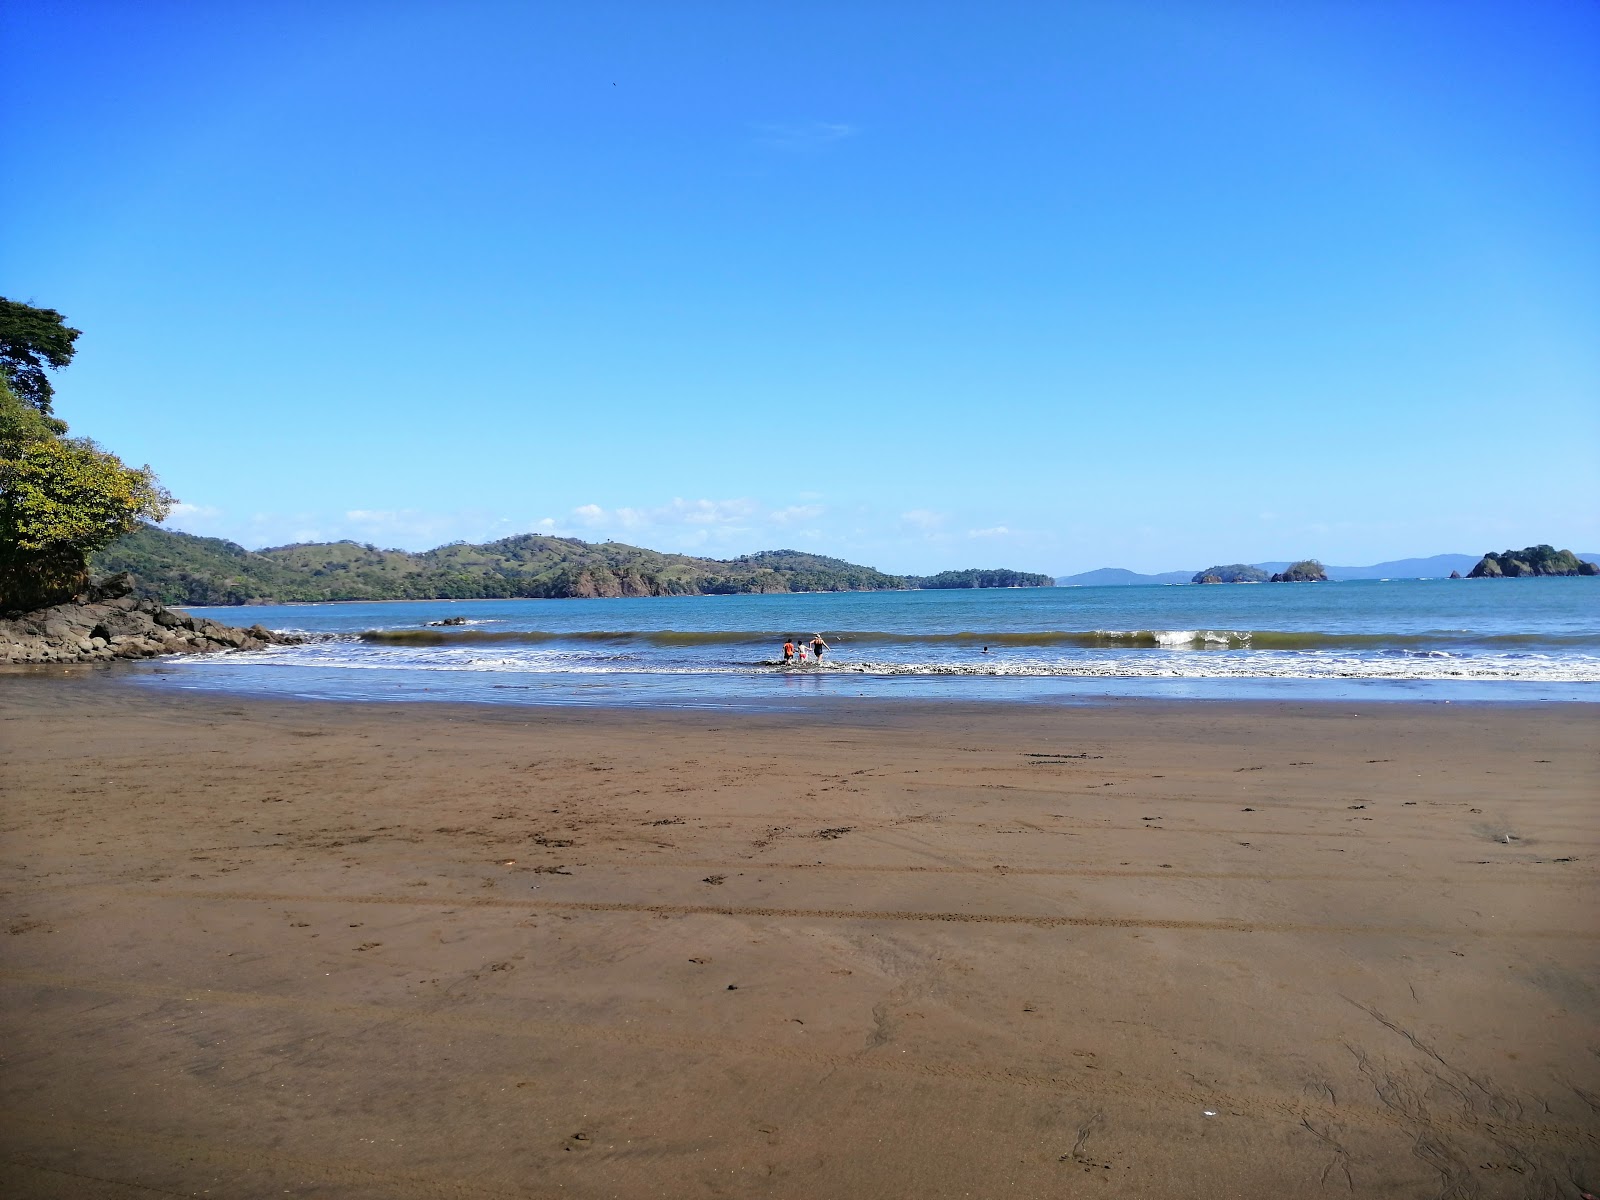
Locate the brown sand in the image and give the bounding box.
[1,675,1596,1198]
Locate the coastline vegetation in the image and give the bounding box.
[92,525,1056,604]
[1,300,171,611]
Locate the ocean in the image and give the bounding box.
[126,578,1599,709]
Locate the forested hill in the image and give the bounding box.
[91,525,1053,604]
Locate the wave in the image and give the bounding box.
[218,641,1600,682]
[354,627,1600,652]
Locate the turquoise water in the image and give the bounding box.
[127,578,1599,708]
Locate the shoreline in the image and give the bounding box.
[8,660,1597,713]
[2,677,1595,1196]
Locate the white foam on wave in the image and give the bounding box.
[192,641,1600,683]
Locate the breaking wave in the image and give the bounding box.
[355,627,1600,652]
[226,640,1600,684]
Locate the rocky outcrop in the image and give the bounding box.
[1270,560,1328,583]
[1192,564,1270,584]
[1,573,299,665]
[1467,546,1599,578]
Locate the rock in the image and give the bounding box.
[1449,570,1462,579]
[427,616,469,626]
[1269,560,1328,583]
[86,572,135,601]
[1467,545,1600,578]
[1193,564,1269,584]
[0,574,303,666]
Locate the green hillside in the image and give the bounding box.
[91,525,1052,604]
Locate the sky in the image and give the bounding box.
[3,1,1596,575]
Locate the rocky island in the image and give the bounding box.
[1270,559,1328,582]
[1193,564,1270,584]
[1194,560,1328,583]
[1467,545,1599,578]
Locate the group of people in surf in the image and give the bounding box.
[781,634,829,666]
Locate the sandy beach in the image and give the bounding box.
[1,675,1595,1198]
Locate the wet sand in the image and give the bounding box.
[1,675,1596,1198]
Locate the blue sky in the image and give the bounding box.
[3,1,1596,574]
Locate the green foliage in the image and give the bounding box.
[909,568,1054,589]
[1192,563,1270,584]
[1271,559,1328,583]
[0,298,81,415]
[93,526,1056,604]
[0,347,171,611]
[1468,545,1599,578]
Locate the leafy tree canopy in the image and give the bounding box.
[0,298,82,416]
[1,332,171,611]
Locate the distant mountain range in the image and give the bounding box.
[1056,553,1600,586]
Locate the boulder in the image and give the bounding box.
[86,572,136,602]
[0,574,303,665]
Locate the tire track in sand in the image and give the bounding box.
[494,859,1596,887]
[123,887,1600,939]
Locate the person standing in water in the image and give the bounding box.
[782,637,795,664]
[810,633,829,662]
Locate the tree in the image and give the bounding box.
[1,356,171,612]
[0,298,82,415]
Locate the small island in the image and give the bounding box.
[907,568,1054,589]
[1270,560,1328,583]
[1194,560,1328,584]
[1193,564,1270,584]
[1467,545,1599,578]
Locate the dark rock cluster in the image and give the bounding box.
[1,572,298,665]
[1467,546,1599,578]
[1270,561,1329,583]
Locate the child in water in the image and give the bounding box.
[782,638,795,663]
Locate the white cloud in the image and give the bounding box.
[341,508,483,544]
[168,502,222,520]
[572,497,760,531]
[967,525,1013,539]
[156,495,850,557]
[901,509,945,531]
